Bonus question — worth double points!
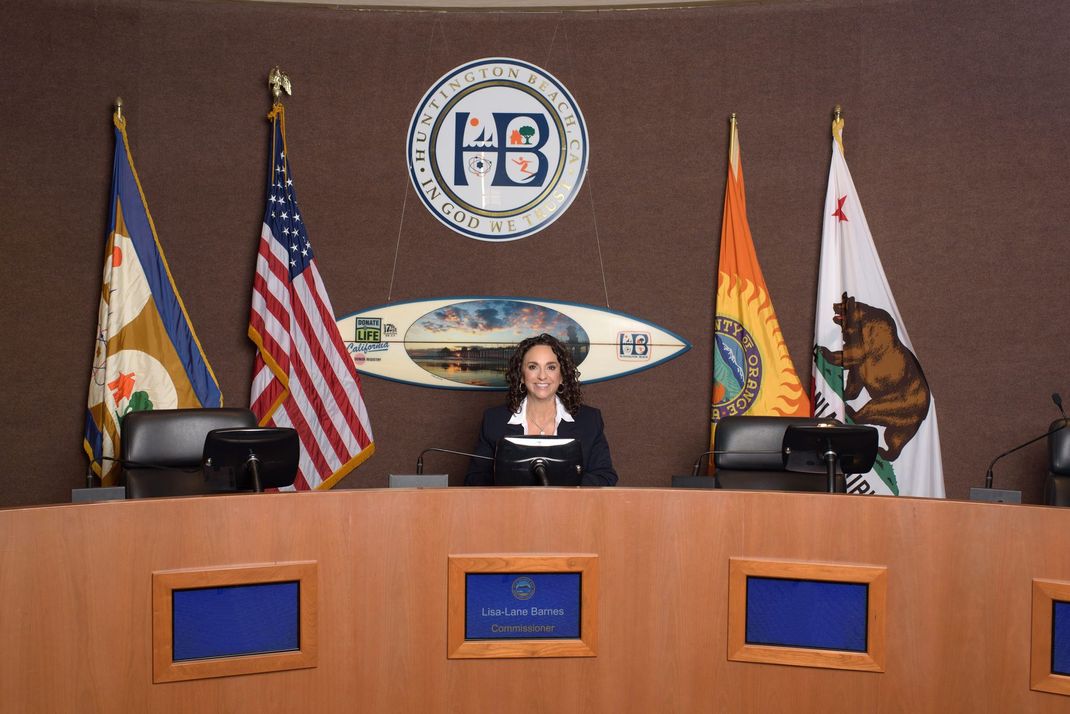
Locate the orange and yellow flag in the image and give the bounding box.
[711,116,809,449]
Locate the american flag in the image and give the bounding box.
[248,105,374,490]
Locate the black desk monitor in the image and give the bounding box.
[783,423,878,493]
[202,427,299,493]
[494,436,583,487]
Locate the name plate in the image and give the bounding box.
[1031,579,1070,696]
[727,558,887,673]
[172,581,300,660]
[448,554,598,659]
[1055,601,1070,677]
[745,577,868,652]
[466,572,581,640]
[152,562,318,683]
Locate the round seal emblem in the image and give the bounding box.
[511,576,536,600]
[712,316,763,420]
[406,58,588,241]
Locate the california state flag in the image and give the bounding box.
[712,116,810,449]
[811,112,945,497]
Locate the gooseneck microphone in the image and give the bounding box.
[416,448,492,475]
[983,394,1068,489]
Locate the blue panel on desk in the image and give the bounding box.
[1054,600,1070,676]
[746,577,868,653]
[465,573,581,640]
[173,582,299,661]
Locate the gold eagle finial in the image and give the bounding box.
[268,66,292,103]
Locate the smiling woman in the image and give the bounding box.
[465,333,618,486]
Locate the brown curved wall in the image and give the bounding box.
[3,0,1068,506]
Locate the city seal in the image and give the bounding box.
[406,58,589,241]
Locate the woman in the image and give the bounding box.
[465,333,618,486]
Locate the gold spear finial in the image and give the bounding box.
[268,66,292,104]
[728,113,740,177]
[832,104,845,155]
[113,97,126,128]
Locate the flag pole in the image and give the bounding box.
[89,96,126,489]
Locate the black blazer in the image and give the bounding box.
[465,404,618,487]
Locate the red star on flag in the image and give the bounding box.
[832,195,849,222]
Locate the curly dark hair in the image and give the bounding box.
[506,333,583,416]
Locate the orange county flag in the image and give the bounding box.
[811,112,945,497]
[84,110,222,485]
[711,115,810,450]
[247,103,374,490]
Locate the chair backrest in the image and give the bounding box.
[121,408,257,498]
[1044,419,1070,506]
[713,415,837,492]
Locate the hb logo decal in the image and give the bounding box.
[453,112,551,187]
[618,332,650,360]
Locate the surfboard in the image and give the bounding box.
[336,297,690,390]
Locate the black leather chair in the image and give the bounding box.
[713,415,841,492]
[1043,419,1070,507]
[120,408,257,498]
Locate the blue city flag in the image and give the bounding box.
[84,110,222,485]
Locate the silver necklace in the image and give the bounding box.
[529,414,554,435]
